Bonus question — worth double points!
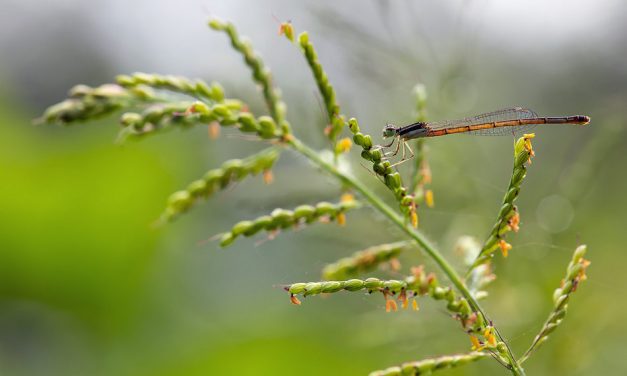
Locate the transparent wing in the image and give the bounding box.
[427,107,539,136]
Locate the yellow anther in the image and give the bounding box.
[336,137,353,154]
[425,189,435,208]
[498,239,512,257]
[263,169,274,185]
[208,121,220,139]
[336,212,346,226]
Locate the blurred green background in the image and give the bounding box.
[1,1,626,375]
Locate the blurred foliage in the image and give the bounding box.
[1,2,627,375]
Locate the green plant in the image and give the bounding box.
[38,18,591,376]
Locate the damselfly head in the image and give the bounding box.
[382,124,397,138]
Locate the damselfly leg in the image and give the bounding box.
[376,136,415,168]
[388,139,415,168]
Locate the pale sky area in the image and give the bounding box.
[1,0,624,118]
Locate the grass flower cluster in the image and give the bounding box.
[161,147,280,222]
[321,241,411,280]
[469,134,535,270]
[520,245,590,363]
[218,197,359,247]
[369,352,487,376]
[39,17,591,376]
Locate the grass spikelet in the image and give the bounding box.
[519,245,590,363]
[321,241,412,280]
[116,72,226,102]
[161,148,280,222]
[286,266,492,341]
[208,17,287,128]
[469,134,536,270]
[290,29,345,144]
[350,117,418,226]
[369,352,487,376]
[218,199,360,247]
[37,84,139,125]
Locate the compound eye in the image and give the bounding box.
[383,127,396,138]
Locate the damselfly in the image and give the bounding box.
[380,107,590,166]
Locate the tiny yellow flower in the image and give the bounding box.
[335,137,353,154]
[263,169,274,185]
[411,265,424,280]
[336,212,346,226]
[499,239,512,257]
[507,211,520,232]
[290,294,301,305]
[399,289,409,309]
[208,121,220,139]
[523,133,536,161]
[420,161,431,184]
[412,299,420,311]
[470,335,483,351]
[389,258,401,272]
[421,164,432,184]
[425,189,435,208]
[410,210,419,228]
[484,327,497,347]
[385,298,398,313]
[278,22,294,42]
[340,193,355,203]
[579,259,591,281]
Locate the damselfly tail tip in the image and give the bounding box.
[577,115,591,125]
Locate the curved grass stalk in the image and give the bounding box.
[321,241,412,280]
[116,72,226,103]
[519,245,590,364]
[217,198,360,247]
[468,134,535,271]
[36,83,159,125]
[284,27,345,144]
[160,147,280,222]
[349,118,419,228]
[369,352,488,376]
[209,18,288,130]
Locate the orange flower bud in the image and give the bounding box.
[484,327,497,347]
[385,299,398,313]
[336,137,353,154]
[290,294,301,305]
[398,290,408,309]
[425,189,434,208]
[412,299,420,311]
[389,258,401,272]
[340,193,355,203]
[498,239,512,257]
[507,211,520,232]
[208,121,220,139]
[336,212,346,226]
[421,164,432,184]
[410,210,418,228]
[470,335,482,350]
[263,169,274,185]
[411,265,424,280]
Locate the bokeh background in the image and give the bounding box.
[1,1,626,375]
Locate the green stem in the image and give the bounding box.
[287,137,525,376]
